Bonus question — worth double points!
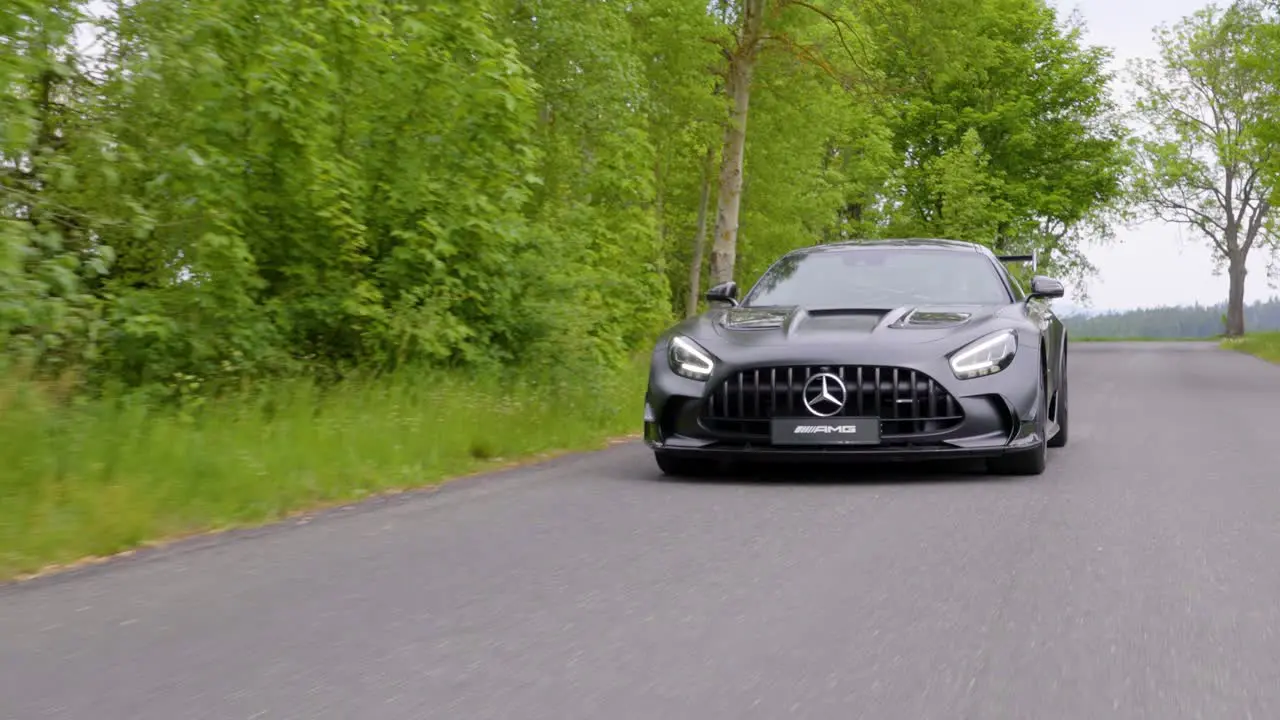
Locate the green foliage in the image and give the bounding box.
[0,357,647,580]
[735,25,889,282]
[91,0,545,384]
[1126,1,1279,335]
[1,1,111,374]
[1222,331,1280,363]
[857,0,1129,287]
[3,0,1131,390]
[633,0,725,312]
[496,0,674,368]
[0,0,1137,569]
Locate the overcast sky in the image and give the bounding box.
[1058,0,1280,310]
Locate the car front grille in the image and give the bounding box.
[702,365,964,440]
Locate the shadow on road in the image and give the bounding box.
[648,457,1028,487]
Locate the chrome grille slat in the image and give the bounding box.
[702,364,964,440]
[909,370,919,433]
[787,367,795,415]
[891,367,900,419]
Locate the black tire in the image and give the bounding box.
[987,366,1049,476]
[1048,359,1069,448]
[654,452,718,478]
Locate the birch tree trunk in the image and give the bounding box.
[686,147,715,317]
[707,0,767,287]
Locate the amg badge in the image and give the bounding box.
[770,417,881,445]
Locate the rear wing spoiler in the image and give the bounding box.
[997,251,1038,273]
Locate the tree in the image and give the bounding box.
[1127,1,1278,336]
[624,0,725,318]
[705,0,875,287]
[859,0,1128,288]
[0,0,110,373]
[705,0,766,288]
[687,147,715,317]
[0,0,1138,392]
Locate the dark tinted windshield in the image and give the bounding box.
[743,247,1012,308]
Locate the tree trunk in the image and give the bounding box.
[1225,256,1247,337]
[686,148,715,318]
[707,0,767,287]
[654,155,666,248]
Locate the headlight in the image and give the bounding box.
[949,330,1017,379]
[668,335,716,380]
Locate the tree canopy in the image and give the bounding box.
[2,0,1130,395]
[1126,0,1280,336]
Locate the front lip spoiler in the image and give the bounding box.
[646,426,1045,465]
[651,445,1027,464]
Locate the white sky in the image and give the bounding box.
[1058,0,1280,310]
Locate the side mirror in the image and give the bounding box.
[1028,275,1065,300]
[705,281,739,306]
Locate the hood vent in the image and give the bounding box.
[722,307,790,330]
[805,308,891,318]
[892,308,972,328]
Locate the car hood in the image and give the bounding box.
[704,303,1015,349]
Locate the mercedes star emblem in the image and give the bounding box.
[802,372,847,417]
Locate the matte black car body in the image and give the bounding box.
[643,239,1069,476]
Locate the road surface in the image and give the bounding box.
[3,341,1280,720]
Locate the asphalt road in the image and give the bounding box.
[3,341,1280,720]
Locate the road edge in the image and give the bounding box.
[1,434,644,592]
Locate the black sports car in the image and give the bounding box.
[643,238,1069,476]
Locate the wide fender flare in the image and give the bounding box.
[1050,329,1068,387]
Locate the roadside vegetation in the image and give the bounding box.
[0,0,1130,579]
[1071,336,1214,342]
[1222,332,1280,363]
[3,0,1279,579]
[0,362,645,579]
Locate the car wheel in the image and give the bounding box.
[654,452,718,478]
[987,367,1049,476]
[1048,360,1068,448]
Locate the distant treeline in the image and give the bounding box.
[1062,297,1280,338]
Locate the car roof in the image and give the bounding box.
[784,238,992,257]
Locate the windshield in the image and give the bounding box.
[742,247,1012,308]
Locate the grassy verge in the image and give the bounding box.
[1221,332,1280,363]
[0,360,648,581]
[1071,336,1215,342]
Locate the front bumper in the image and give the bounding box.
[645,407,1044,465]
[647,432,1043,465]
[643,347,1046,464]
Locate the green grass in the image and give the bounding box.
[0,360,648,581]
[1071,336,1215,342]
[1221,332,1280,363]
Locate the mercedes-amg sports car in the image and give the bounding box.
[643,238,1069,477]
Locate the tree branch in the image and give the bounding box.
[702,35,731,51]
[762,33,857,92]
[1233,164,1259,232]
[1243,197,1270,254]
[1145,179,1230,256]
[779,0,873,77]
[1165,100,1217,137]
